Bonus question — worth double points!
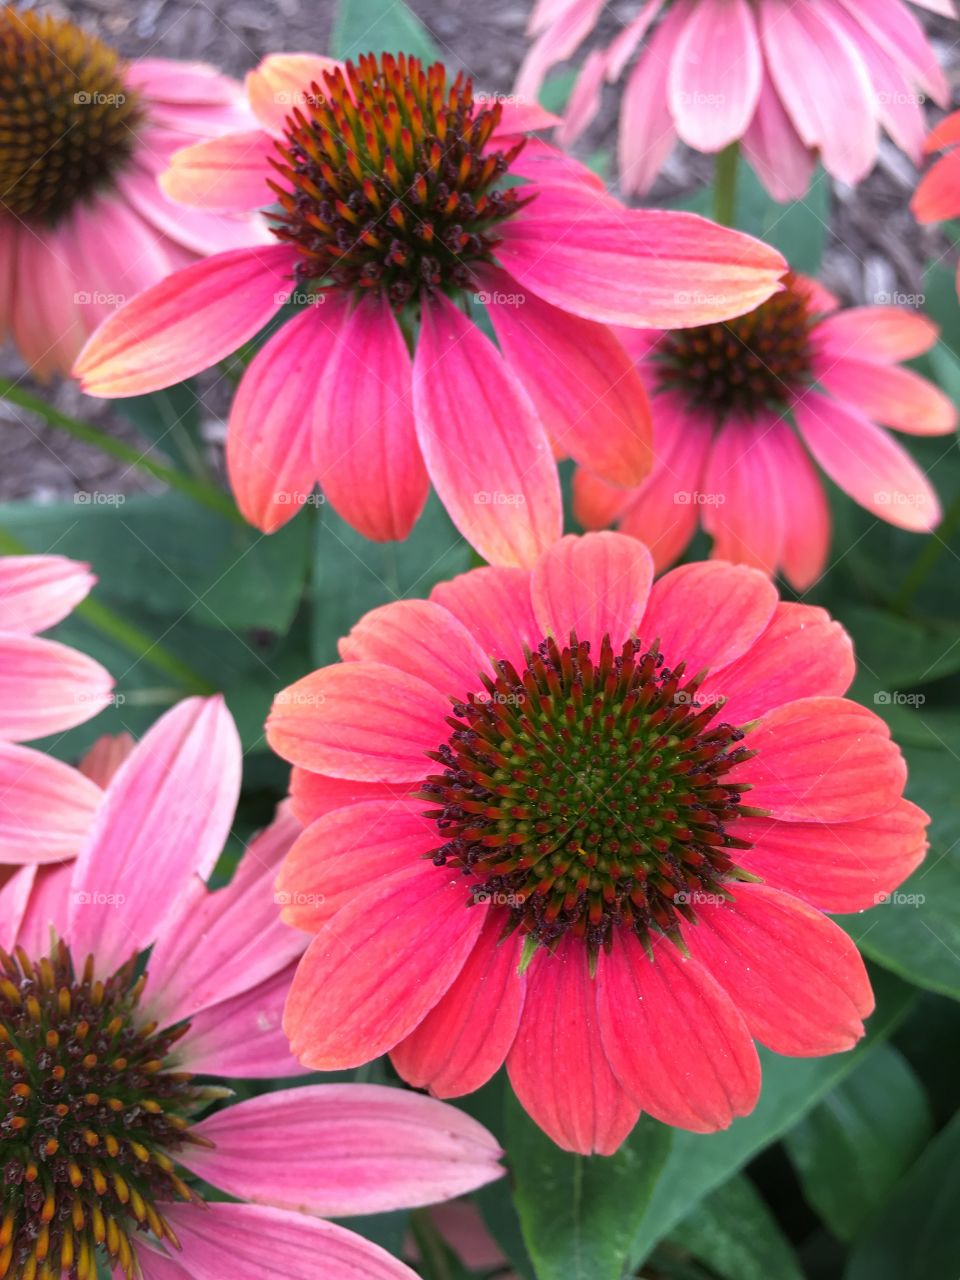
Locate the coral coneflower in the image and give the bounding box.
[574,273,954,589]
[0,5,267,377]
[912,109,960,295]
[74,51,785,567]
[518,0,950,200]
[0,696,503,1280]
[266,533,927,1155]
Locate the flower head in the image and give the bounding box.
[0,696,503,1279]
[518,0,949,200]
[74,50,785,567]
[575,274,955,588]
[0,5,268,377]
[267,533,927,1155]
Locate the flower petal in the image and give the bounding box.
[766,426,830,591]
[0,743,101,864]
[429,567,541,670]
[531,532,654,651]
[245,53,344,133]
[742,71,816,202]
[288,769,407,826]
[597,931,760,1131]
[814,307,938,363]
[815,356,956,436]
[184,1084,503,1215]
[339,600,491,696]
[681,883,874,1055]
[73,244,296,396]
[0,555,95,634]
[413,293,562,568]
[669,0,762,151]
[160,129,276,211]
[702,417,785,576]
[0,634,113,742]
[619,9,684,195]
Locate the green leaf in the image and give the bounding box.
[832,604,960,688]
[627,969,915,1268]
[506,1090,671,1280]
[784,1045,933,1240]
[845,1112,960,1280]
[114,382,209,479]
[667,1174,804,1280]
[310,494,471,664]
[331,0,442,63]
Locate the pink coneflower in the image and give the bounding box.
[912,108,960,294]
[518,0,951,200]
[74,51,785,567]
[0,696,503,1280]
[266,532,926,1155]
[0,5,268,378]
[574,273,954,589]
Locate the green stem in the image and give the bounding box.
[0,529,215,695]
[713,142,740,227]
[893,491,960,611]
[0,379,245,525]
[409,1209,452,1280]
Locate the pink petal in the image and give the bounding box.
[479,265,653,487]
[10,862,73,955]
[729,696,907,822]
[127,58,243,105]
[147,806,303,1024]
[497,192,786,327]
[288,769,408,826]
[0,555,95,633]
[742,71,816,201]
[392,912,525,1096]
[697,602,855,725]
[606,0,666,80]
[814,307,938,363]
[77,734,135,788]
[680,883,874,1055]
[0,743,101,864]
[702,418,785,576]
[531,532,654,650]
[315,293,428,542]
[639,561,778,676]
[559,50,608,145]
[0,219,15,341]
[226,303,328,533]
[185,1084,503,1215]
[68,697,241,975]
[69,195,177,333]
[503,136,608,194]
[735,798,929,913]
[178,959,307,1078]
[0,634,114,742]
[669,0,762,151]
[508,937,639,1154]
[492,100,562,135]
[833,0,948,104]
[793,390,941,532]
[116,169,272,256]
[515,0,605,99]
[73,243,296,396]
[765,427,830,591]
[430,567,541,670]
[618,10,684,195]
[761,0,877,184]
[160,129,275,211]
[284,865,484,1069]
[162,1202,420,1280]
[339,600,491,696]
[9,225,86,377]
[245,54,344,134]
[572,467,636,530]
[266,662,447,783]
[413,293,561,568]
[597,931,760,1131]
[815,356,956,436]
[0,866,36,950]
[912,148,960,223]
[275,800,435,932]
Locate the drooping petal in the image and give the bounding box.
[618,8,684,195]
[0,556,95,634]
[391,913,526,1097]
[701,418,785,576]
[832,0,948,104]
[814,356,956,436]
[697,602,855,724]
[73,244,297,396]
[68,697,241,975]
[681,883,874,1055]
[669,0,762,151]
[515,0,605,100]
[413,293,562,568]
[479,265,653,486]
[912,148,960,223]
[116,169,273,255]
[531,532,654,650]
[226,302,330,533]
[735,798,928,912]
[742,71,816,202]
[339,600,490,696]
[572,468,636,531]
[0,743,101,864]
[161,1202,420,1280]
[283,866,484,1068]
[597,931,760,1131]
[813,307,938,363]
[794,390,941,532]
[184,1084,503,1215]
[245,53,344,134]
[729,696,906,822]
[766,426,830,591]
[266,663,448,782]
[508,938,639,1155]
[639,562,778,675]
[315,293,428,542]
[0,634,114,742]
[429,567,541,670]
[160,129,276,211]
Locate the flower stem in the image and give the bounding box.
[0,379,245,525]
[893,492,960,611]
[409,1209,453,1280]
[0,529,216,694]
[713,142,740,227]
